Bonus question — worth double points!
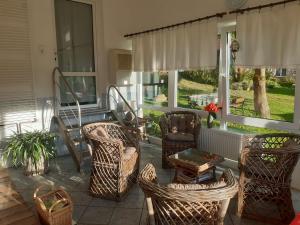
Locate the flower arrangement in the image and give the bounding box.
[204,103,220,128]
[204,103,219,113]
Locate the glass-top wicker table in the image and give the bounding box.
[168,148,224,184]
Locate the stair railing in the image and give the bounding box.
[52,67,82,130]
[107,85,139,127]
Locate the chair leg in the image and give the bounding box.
[278,189,295,224]
[237,174,246,218]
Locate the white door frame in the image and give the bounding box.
[51,0,99,109]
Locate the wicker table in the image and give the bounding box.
[168,148,224,184]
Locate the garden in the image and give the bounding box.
[143,68,295,137]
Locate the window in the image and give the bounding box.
[143,109,164,137]
[54,0,97,106]
[142,72,168,107]
[55,0,95,72]
[177,69,219,110]
[60,76,96,106]
[228,33,295,123]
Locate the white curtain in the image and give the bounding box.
[132,20,218,72]
[236,3,300,68]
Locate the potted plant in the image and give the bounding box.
[204,103,220,128]
[3,130,56,176]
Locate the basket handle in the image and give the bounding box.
[49,198,69,213]
[56,188,73,211]
[33,185,46,200]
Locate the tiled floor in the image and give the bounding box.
[6,142,300,225]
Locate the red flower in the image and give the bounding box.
[204,103,219,113]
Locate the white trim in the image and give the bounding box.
[168,71,177,110]
[293,67,300,128]
[224,114,299,132]
[52,0,99,108]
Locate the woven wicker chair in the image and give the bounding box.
[83,122,140,201]
[138,163,238,225]
[159,111,201,168]
[238,133,300,225]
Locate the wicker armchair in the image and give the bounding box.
[138,163,238,225]
[159,111,201,168]
[238,133,300,224]
[83,122,140,201]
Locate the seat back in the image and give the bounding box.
[138,164,238,225]
[241,133,300,184]
[83,122,132,146]
[165,111,200,135]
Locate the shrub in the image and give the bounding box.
[179,69,218,86]
[266,79,280,89]
[231,82,241,90]
[278,75,296,87]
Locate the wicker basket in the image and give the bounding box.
[33,186,73,225]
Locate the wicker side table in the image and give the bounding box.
[168,148,224,184]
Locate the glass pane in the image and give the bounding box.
[55,0,95,72]
[177,69,219,110]
[60,76,96,106]
[142,72,168,107]
[177,35,220,110]
[143,109,163,138]
[228,33,295,123]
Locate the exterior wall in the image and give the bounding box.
[25,0,107,132]
[101,0,272,54]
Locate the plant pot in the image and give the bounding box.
[207,112,216,129]
[24,157,49,176]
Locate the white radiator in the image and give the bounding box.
[198,127,246,168]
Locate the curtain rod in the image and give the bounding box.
[124,12,227,38]
[229,0,298,14]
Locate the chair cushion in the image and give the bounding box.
[122,151,139,176]
[125,111,135,122]
[90,126,109,139]
[169,114,195,134]
[167,180,226,190]
[124,147,137,160]
[167,132,194,142]
[185,114,195,133]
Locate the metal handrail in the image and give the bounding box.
[107,85,139,127]
[52,67,82,129]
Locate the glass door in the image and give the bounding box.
[54,0,97,107]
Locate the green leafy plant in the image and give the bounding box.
[3,130,56,169]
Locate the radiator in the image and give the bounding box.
[198,127,246,167]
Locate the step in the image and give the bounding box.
[59,107,110,118]
[81,150,91,161]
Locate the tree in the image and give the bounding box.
[253,68,270,119]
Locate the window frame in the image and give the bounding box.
[139,23,300,133]
[53,0,99,109]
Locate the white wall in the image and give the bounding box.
[101,0,272,51]
[27,0,274,100]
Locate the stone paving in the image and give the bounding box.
[7,142,300,225]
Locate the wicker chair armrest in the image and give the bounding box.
[138,163,158,185]
[159,115,169,138]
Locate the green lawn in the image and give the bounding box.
[178,79,295,122]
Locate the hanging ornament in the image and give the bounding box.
[230,39,240,62]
